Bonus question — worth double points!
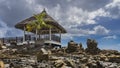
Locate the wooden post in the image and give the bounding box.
[59,31,61,42]
[36,29,38,41]
[49,27,51,40]
[23,26,25,42]
[39,34,40,40]
[49,27,52,47]
[2,38,4,44]
[16,37,17,43]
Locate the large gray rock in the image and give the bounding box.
[85,39,100,55]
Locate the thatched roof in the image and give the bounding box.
[15,9,67,34]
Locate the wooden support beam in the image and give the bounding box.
[23,26,25,42]
[49,27,51,40]
[59,31,61,43]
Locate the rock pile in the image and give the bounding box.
[53,59,77,68]
[85,39,100,54]
[1,38,120,68]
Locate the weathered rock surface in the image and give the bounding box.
[37,48,51,61]
[101,49,120,55]
[66,40,78,53]
[0,60,5,68]
[77,43,84,52]
[66,40,84,53]
[85,39,101,55]
[0,39,120,68]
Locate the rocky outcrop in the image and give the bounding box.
[101,50,120,55]
[78,43,84,52]
[66,40,84,53]
[0,39,120,68]
[85,39,101,55]
[108,55,120,63]
[66,40,78,53]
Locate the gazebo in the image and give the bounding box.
[15,9,67,48]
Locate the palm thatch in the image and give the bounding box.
[15,9,67,34]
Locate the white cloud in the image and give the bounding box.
[62,25,110,40]
[104,0,120,18]
[26,0,34,5]
[103,35,117,39]
[106,0,120,8]
[0,19,23,38]
[48,4,61,20]
[89,8,110,19]
[90,25,110,35]
[0,20,8,37]
[67,25,110,36]
[67,7,96,26]
[43,5,111,38]
[66,0,72,2]
[25,0,44,13]
[62,34,74,40]
[100,45,120,51]
[1,0,119,38]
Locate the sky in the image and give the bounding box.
[0,0,120,51]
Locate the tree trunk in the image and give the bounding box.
[36,29,38,41]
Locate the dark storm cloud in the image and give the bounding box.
[35,0,112,11]
[0,0,36,26]
[106,5,120,18]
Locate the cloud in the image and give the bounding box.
[0,0,119,38]
[103,35,117,39]
[67,7,96,25]
[45,4,111,37]
[100,45,120,51]
[0,0,112,26]
[69,25,110,36]
[90,25,110,35]
[0,20,8,37]
[0,0,45,26]
[0,19,23,38]
[104,0,120,18]
[89,8,110,19]
[62,25,110,40]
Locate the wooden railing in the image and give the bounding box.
[0,35,61,44]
